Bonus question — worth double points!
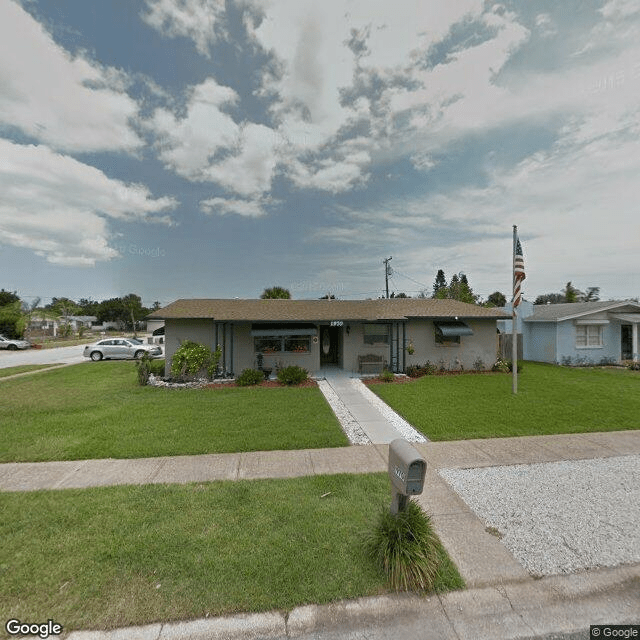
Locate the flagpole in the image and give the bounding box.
[512,225,518,394]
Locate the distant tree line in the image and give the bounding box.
[0,289,161,338]
[534,283,600,305]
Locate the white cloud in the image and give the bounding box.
[0,0,142,153]
[147,78,279,197]
[0,140,176,266]
[200,197,266,217]
[141,0,227,57]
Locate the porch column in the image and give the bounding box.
[633,323,638,362]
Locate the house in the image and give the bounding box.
[500,300,640,365]
[148,298,510,376]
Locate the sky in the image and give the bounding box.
[1,0,639,307]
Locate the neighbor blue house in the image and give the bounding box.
[499,300,640,365]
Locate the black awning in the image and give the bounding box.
[434,321,473,337]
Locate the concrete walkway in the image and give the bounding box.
[2,430,640,639]
[317,368,427,444]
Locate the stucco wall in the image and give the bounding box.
[404,319,498,370]
[165,317,501,375]
[164,318,215,375]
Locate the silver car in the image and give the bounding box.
[83,338,162,361]
[0,334,31,350]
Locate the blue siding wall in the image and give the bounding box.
[523,322,557,362]
[556,321,620,364]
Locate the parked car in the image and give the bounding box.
[83,338,162,361]
[0,335,31,350]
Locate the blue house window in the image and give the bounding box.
[576,325,603,347]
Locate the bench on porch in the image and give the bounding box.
[358,354,385,374]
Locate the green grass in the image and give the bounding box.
[0,364,59,378]
[0,362,348,462]
[371,362,640,440]
[0,474,462,632]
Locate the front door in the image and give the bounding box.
[622,325,633,360]
[320,326,340,366]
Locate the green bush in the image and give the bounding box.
[366,501,439,592]
[407,361,437,378]
[170,341,221,380]
[379,369,395,382]
[135,353,153,386]
[235,368,264,386]
[148,359,165,376]
[277,365,308,385]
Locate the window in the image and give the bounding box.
[576,325,603,347]
[254,336,311,353]
[363,323,390,344]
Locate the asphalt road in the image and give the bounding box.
[0,344,90,369]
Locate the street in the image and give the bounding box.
[0,344,90,369]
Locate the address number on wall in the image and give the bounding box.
[330,321,343,327]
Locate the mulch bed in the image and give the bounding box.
[205,379,318,389]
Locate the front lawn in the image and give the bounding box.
[370,362,640,441]
[0,362,348,462]
[0,474,463,631]
[0,364,57,378]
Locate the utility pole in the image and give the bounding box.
[383,256,393,298]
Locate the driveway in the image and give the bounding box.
[0,344,90,369]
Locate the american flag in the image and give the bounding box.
[513,236,525,307]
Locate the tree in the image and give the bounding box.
[0,289,20,307]
[563,281,582,303]
[390,292,409,298]
[486,291,507,307]
[583,287,600,302]
[0,302,26,338]
[432,270,447,297]
[534,293,565,305]
[260,286,291,299]
[319,294,336,299]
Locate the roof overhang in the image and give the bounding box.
[611,313,640,324]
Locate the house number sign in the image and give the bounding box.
[330,321,343,326]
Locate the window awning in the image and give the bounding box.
[434,321,473,337]
[251,323,317,337]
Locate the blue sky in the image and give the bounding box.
[1,0,639,307]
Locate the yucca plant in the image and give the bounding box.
[366,500,439,592]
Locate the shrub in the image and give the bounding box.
[135,352,152,386]
[170,341,222,380]
[276,365,308,385]
[379,369,395,383]
[625,360,640,371]
[472,357,485,372]
[148,359,165,376]
[492,358,510,373]
[235,368,265,386]
[366,501,439,592]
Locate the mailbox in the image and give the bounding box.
[388,439,426,513]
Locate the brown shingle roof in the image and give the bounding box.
[149,298,510,321]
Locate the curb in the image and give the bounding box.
[63,565,640,640]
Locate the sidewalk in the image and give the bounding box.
[2,431,639,639]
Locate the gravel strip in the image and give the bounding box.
[351,378,427,443]
[316,379,371,445]
[439,455,640,576]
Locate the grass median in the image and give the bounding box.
[0,362,348,462]
[370,362,640,440]
[0,474,463,632]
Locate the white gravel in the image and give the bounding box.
[439,455,640,576]
[351,378,427,443]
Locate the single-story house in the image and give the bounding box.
[148,298,510,377]
[499,300,640,365]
